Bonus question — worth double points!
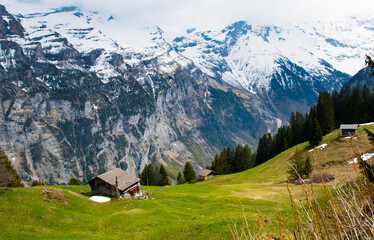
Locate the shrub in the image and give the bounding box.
[31,179,45,186]
[287,149,313,180]
[68,177,80,185]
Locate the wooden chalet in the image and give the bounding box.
[339,124,359,137]
[198,169,215,181]
[88,168,140,198]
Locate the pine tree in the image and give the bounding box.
[68,177,80,185]
[351,86,362,123]
[242,144,254,170]
[154,166,161,186]
[0,148,24,187]
[290,112,305,146]
[234,144,243,173]
[287,149,304,180]
[139,163,156,186]
[316,91,335,135]
[309,118,323,146]
[256,133,273,166]
[225,147,235,174]
[303,155,313,178]
[158,164,170,186]
[287,150,313,180]
[183,162,196,183]
[362,85,372,123]
[177,172,185,184]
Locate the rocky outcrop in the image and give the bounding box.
[0,5,280,185]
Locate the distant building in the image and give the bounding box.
[339,124,359,137]
[198,169,215,181]
[88,168,140,198]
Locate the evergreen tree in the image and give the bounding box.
[219,150,227,174]
[351,86,362,123]
[337,86,352,124]
[139,163,156,186]
[183,162,196,183]
[158,164,170,186]
[225,146,235,174]
[68,177,80,185]
[303,155,313,178]
[362,85,372,123]
[234,144,243,173]
[177,172,185,185]
[242,144,254,170]
[0,147,24,187]
[211,154,222,174]
[154,166,162,186]
[287,149,304,180]
[316,91,335,135]
[288,150,313,179]
[290,112,305,145]
[309,118,323,146]
[256,133,273,166]
[211,144,256,175]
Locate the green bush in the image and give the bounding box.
[68,177,80,185]
[31,179,45,186]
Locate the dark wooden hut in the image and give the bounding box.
[198,169,215,181]
[88,168,140,198]
[339,124,358,137]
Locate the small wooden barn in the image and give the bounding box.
[88,168,140,198]
[198,169,215,181]
[339,124,359,137]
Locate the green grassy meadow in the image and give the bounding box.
[1,125,373,239]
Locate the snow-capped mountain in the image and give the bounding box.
[169,18,374,115]
[0,4,278,185]
[0,3,373,185]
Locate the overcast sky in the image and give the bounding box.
[12,0,374,32]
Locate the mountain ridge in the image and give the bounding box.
[0,4,373,185]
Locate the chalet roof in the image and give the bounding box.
[89,168,139,191]
[198,169,214,177]
[339,124,359,130]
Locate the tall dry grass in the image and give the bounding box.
[227,139,374,239]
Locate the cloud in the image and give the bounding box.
[6,0,374,32]
[17,0,40,3]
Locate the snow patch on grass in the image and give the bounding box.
[348,153,374,164]
[309,143,327,152]
[89,196,111,203]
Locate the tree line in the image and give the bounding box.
[256,56,374,166]
[139,163,170,186]
[208,144,256,175]
[139,161,198,186]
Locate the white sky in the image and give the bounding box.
[9,0,374,32]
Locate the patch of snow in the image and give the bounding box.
[89,196,111,203]
[348,153,374,164]
[309,143,327,152]
[316,143,327,149]
[359,122,374,126]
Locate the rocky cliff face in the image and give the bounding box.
[0,5,279,185]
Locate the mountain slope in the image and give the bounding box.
[169,19,374,117]
[0,5,279,185]
[0,3,373,185]
[347,66,374,89]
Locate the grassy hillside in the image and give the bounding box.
[1,125,373,239]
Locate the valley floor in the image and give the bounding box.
[1,125,374,239]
